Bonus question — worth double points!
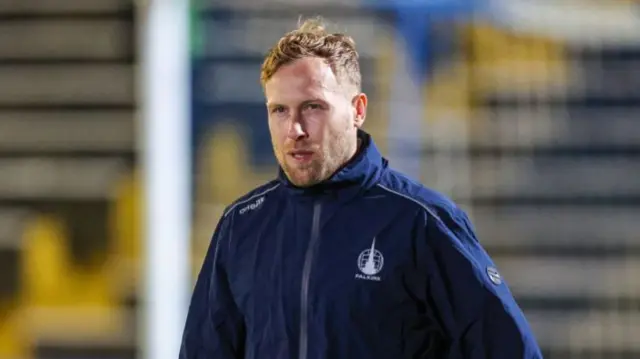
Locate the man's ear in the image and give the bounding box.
[352,93,368,128]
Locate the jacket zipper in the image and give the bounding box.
[299,201,322,359]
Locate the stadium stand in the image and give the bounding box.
[460,17,640,358]
[0,0,136,358]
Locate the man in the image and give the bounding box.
[180,18,542,359]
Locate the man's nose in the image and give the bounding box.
[287,119,307,141]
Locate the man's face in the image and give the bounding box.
[265,57,366,187]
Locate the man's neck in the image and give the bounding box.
[341,137,363,171]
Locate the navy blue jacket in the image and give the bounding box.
[180,131,542,359]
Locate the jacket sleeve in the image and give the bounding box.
[422,207,543,359]
[180,214,245,359]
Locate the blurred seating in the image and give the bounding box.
[0,209,27,300]
[456,17,640,359]
[110,169,142,303]
[0,302,27,359]
[0,0,135,357]
[203,124,274,204]
[0,209,28,359]
[20,213,126,351]
[0,0,131,15]
[0,111,133,154]
[21,215,70,308]
[465,22,569,98]
[0,19,131,61]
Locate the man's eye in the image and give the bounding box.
[305,103,322,110]
[271,106,285,114]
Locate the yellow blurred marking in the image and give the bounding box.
[463,22,569,97]
[21,214,120,341]
[0,302,30,359]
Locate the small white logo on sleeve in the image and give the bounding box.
[239,197,264,215]
[487,266,502,285]
[355,238,384,281]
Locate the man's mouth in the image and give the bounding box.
[289,150,314,162]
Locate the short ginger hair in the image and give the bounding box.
[260,17,362,92]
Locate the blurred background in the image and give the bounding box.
[0,0,639,358]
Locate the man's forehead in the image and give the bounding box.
[265,69,343,104]
[275,69,336,88]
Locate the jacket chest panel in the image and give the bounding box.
[227,203,313,331]
[309,210,423,317]
[227,198,426,336]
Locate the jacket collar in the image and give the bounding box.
[278,130,387,199]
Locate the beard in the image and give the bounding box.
[274,128,355,188]
[282,155,325,187]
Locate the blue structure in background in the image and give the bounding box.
[364,0,480,83]
[360,0,480,180]
[190,10,276,172]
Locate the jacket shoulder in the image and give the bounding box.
[377,169,465,220]
[378,169,480,244]
[222,179,282,218]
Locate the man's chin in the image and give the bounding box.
[284,170,322,188]
[288,175,319,188]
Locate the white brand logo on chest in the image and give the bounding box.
[239,196,264,215]
[355,237,384,281]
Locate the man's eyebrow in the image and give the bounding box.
[301,98,326,105]
[266,98,327,107]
